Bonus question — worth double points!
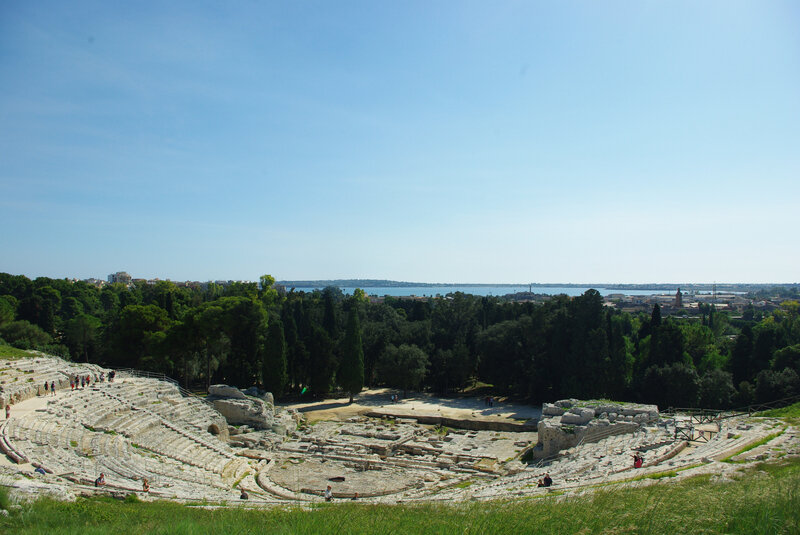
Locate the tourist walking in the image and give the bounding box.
[50,381,55,396]
[5,404,9,419]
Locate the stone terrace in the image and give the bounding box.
[2,356,798,505]
[0,356,107,407]
[0,359,268,502]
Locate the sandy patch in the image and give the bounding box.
[279,388,541,423]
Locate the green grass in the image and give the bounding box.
[721,428,786,463]
[628,469,679,482]
[759,402,800,419]
[2,457,799,534]
[0,345,36,360]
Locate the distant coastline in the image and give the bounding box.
[277,280,796,293]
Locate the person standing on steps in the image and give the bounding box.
[324,485,333,501]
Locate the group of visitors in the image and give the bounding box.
[70,370,116,391]
[42,381,56,396]
[99,371,116,382]
[484,396,495,407]
[537,473,553,487]
[70,374,92,390]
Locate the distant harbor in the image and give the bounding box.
[287,285,670,298]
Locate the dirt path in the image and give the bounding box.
[0,393,50,469]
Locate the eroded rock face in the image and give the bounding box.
[208,384,247,400]
[533,399,659,458]
[207,384,274,429]
[542,403,565,416]
[207,384,300,434]
[210,397,273,429]
[7,478,77,503]
[561,408,595,425]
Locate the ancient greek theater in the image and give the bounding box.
[1,355,797,505]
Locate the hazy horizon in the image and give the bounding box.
[2,269,796,288]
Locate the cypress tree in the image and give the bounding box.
[262,318,288,397]
[338,309,364,403]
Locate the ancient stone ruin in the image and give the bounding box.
[0,355,795,505]
[206,384,301,450]
[533,399,659,458]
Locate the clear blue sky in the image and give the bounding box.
[2,1,798,284]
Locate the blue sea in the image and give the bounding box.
[288,286,670,297]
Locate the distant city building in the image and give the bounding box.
[675,287,683,308]
[108,271,132,284]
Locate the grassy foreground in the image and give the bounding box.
[1,458,799,535]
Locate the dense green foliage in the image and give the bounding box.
[1,458,798,534]
[338,309,365,403]
[1,273,799,408]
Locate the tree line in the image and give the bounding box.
[1,272,798,410]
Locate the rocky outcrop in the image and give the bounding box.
[207,390,273,430]
[208,384,247,400]
[206,385,298,434]
[533,399,659,458]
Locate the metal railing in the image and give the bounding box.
[114,368,213,407]
[666,393,800,422]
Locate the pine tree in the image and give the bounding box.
[338,309,364,403]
